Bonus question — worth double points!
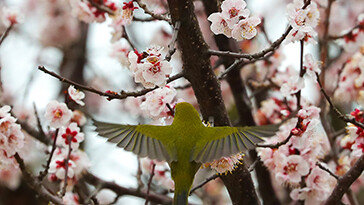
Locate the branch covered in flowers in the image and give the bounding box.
[207,0,312,60]
[38,65,185,100]
[325,154,364,204]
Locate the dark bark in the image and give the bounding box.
[166,0,229,125]
[201,1,280,204]
[167,0,259,204]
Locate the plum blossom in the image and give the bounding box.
[57,123,85,150]
[69,0,117,23]
[2,7,20,26]
[275,154,310,184]
[231,17,261,40]
[205,153,243,174]
[121,1,138,25]
[334,52,364,103]
[220,0,250,28]
[49,156,76,180]
[68,86,85,106]
[280,76,305,97]
[128,47,173,88]
[290,165,336,204]
[140,86,177,118]
[303,54,321,79]
[0,105,25,159]
[110,40,131,66]
[285,0,320,44]
[62,192,79,205]
[207,13,232,37]
[208,0,260,40]
[44,100,73,128]
[71,110,87,126]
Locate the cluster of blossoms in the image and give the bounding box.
[338,14,364,52]
[128,46,173,88]
[280,54,321,98]
[44,96,90,188]
[334,51,364,106]
[208,0,261,41]
[69,0,118,23]
[140,85,178,121]
[286,0,320,44]
[257,106,335,203]
[0,106,24,179]
[339,109,364,173]
[255,97,294,125]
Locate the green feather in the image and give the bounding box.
[94,102,277,205]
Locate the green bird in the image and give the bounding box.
[94,102,276,205]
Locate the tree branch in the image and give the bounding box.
[0,24,13,46]
[38,129,59,181]
[144,163,156,205]
[14,153,63,205]
[135,0,171,23]
[325,154,364,204]
[165,21,181,61]
[189,174,219,195]
[38,65,185,101]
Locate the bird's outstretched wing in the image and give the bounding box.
[94,120,175,163]
[191,125,278,163]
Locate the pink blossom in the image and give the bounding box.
[285,27,318,44]
[71,110,87,127]
[49,156,76,180]
[220,0,250,28]
[2,7,20,26]
[141,61,172,88]
[57,123,84,150]
[68,86,85,106]
[121,1,138,25]
[207,13,232,37]
[110,40,131,66]
[303,54,321,79]
[44,101,72,128]
[140,86,177,118]
[231,16,261,40]
[62,192,79,205]
[275,154,310,184]
[0,162,21,190]
[280,76,305,97]
[287,0,319,32]
[204,153,243,174]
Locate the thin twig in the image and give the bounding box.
[316,73,364,129]
[256,133,293,149]
[14,153,63,204]
[316,162,339,180]
[248,159,259,172]
[0,24,13,46]
[38,65,185,101]
[135,0,171,23]
[38,129,59,181]
[86,0,116,15]
[144,163,156,205]
[189,174,219,195]
[165,21,181,61]
[295,40,305,109]
[329,24,363,40]
[123,27,136,51]
[33,103,47,144]
[60,142,73,197]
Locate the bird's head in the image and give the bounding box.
[173,102,202,125]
